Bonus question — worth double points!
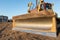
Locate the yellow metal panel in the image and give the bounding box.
[13,19,15,28]
[51,16,56,32]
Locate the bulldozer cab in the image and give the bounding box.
[40,3,52,10]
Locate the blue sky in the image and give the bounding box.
[0,0,60,19]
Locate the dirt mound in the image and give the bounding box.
[0,22,56,40]
[0,30,57,40]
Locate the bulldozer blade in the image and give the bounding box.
[12,17,56,37]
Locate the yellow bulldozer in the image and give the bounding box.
[12,0,57,37]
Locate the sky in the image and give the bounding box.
[0,0,60,19]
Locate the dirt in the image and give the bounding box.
[0,22,58,40]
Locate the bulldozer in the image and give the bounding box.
[12,0,57,37]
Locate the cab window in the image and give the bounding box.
[46,3,52,9]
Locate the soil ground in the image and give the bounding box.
[0,22,59,40]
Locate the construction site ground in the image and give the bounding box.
[0,22,59,40]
